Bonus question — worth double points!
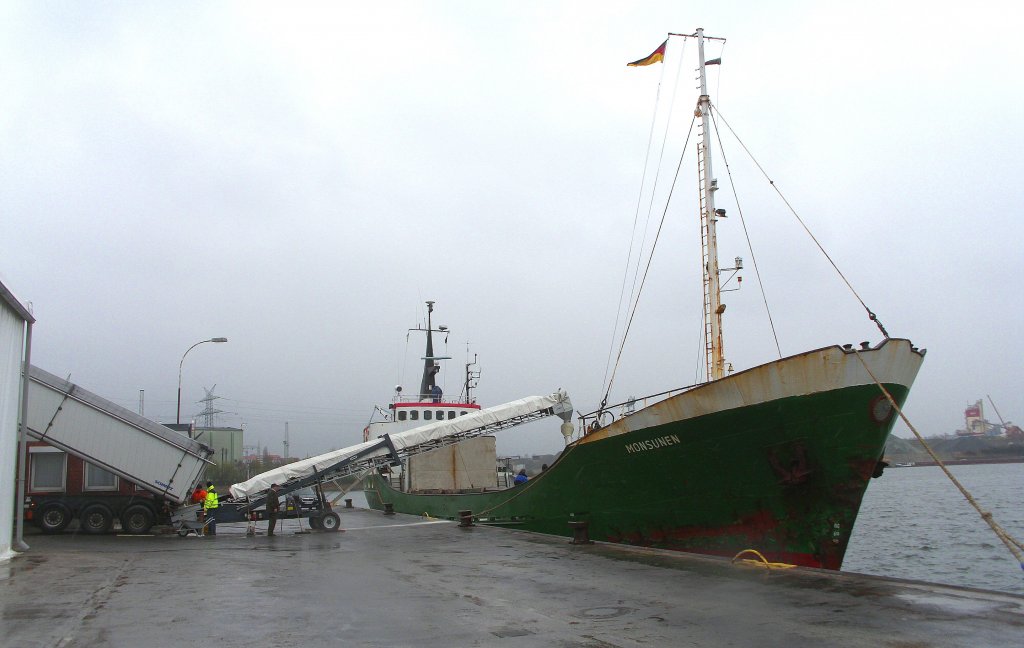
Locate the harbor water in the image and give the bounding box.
[348,461,1024,595]
[844,462,1024,595]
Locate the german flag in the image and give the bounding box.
[627,39,667,67]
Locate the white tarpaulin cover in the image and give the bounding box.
[230,390,570,499]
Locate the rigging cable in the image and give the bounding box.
[713,39,727,109]
[603,36,688,402]
[602,58,668,395]
[708,105,782,358]
[712,108,891,339]
[624,39,689,350]
[600,115,699,410]
[401,331,411,397]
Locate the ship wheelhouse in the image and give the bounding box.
[392,401,481,424]
[365,401,482,439]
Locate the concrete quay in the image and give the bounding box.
[1,507,1021,647]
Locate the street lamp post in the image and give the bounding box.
[177,337,228,425]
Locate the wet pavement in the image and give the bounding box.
[1,507,1022,647]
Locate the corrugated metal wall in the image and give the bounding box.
[0,297,27,561]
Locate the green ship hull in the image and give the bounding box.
[365,339,925,570]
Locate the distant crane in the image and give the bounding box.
[987,395,1023,440]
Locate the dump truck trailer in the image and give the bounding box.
[23,366,214,534]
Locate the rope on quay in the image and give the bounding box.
[853,350,1024,573]
[731,549,796,570]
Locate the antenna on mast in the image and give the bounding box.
[463,350,480,405]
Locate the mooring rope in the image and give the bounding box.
[853,349,1024,571]
[472,445,578,518]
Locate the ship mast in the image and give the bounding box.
[412,301,453,402]
[418,301,439,400]
[696,27,726,381]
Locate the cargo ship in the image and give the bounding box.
[365,29,925,570]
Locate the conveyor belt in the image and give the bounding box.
[230,390,572,509]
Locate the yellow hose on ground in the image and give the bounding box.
[731,549,797,570]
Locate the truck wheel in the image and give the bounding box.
[320,512,341,532]
[120,505,155,534]
[308,516,322,530]
[80,504,114,534]
[38,503,72,534]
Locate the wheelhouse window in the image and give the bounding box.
[410,410,419,421]
[84,463,118,491]
[447,411,456,420]
[29,449,66,492]
[424,410,433,421]
[397,411,407,421]
[436,410,444,420]
[460,411,468,416]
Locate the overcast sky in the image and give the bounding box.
[3,1,1022,459]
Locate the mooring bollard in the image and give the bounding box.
[568,520,593,545]
[383,502,395,515]
[458,510,474,527]
[344,498,353,509]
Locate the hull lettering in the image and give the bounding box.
[625,434,681,454]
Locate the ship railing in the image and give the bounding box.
[578,384,700,434]
[388,394,477,406]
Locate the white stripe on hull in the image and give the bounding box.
[586,339,924,443]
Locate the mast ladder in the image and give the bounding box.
[697,120,714,381]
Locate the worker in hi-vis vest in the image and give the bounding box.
[204,481,219,535]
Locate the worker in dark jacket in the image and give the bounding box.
[204,481,219,535]
[514,469,528,485]
[266,483,281,536]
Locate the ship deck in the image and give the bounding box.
[2,507,1021,647]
